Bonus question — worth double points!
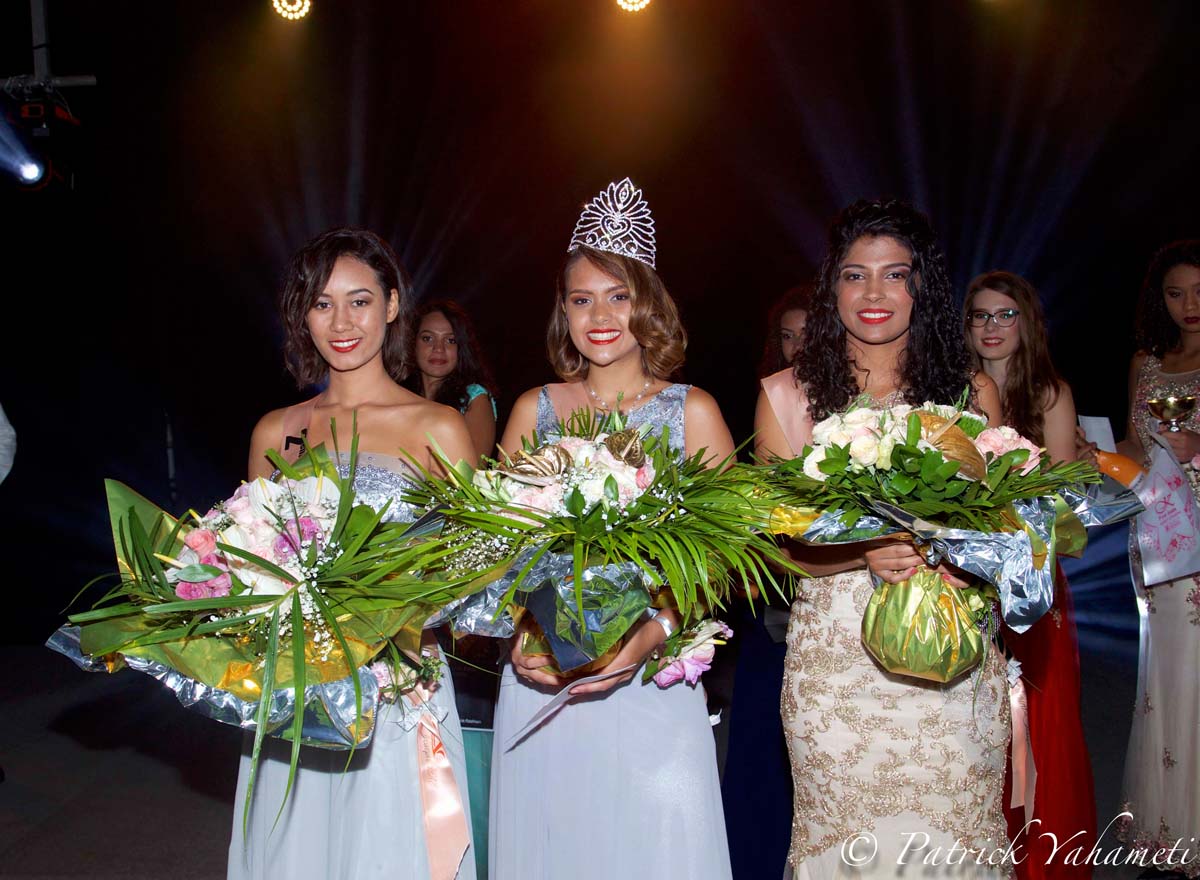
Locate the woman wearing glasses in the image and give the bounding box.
[963,271,1096,879]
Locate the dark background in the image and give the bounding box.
[2,0,1197,646]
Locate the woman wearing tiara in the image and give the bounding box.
[488,179,735,880]
[755,200,1011,878]
[228,228,478,880]
[963,271,1096,880]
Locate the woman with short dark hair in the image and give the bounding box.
[231,227,478,880]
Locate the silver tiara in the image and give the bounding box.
[567,177,657,269]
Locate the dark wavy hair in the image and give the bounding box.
[278,227,411,387]
[1135,239,1200,358]
[402,299,497,410]
[547,246,686,382]
[758,284,813,377]
[963,271,1062,445]
[796,199,975,421]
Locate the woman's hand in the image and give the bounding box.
[567,610,678,697]
[863,538,971,588]
[1156,426,1200,464]
[1074,426,1100,465]
[509,619,567,689]
[863,537,922,584]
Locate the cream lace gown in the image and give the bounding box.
[1119,355,1200,868]
[763,370,1011,879]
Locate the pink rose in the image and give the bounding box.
[273,516,324,559]
[370,661,393,692]
[509,482,565,516]
[555,437,590,459]
[652,661,685,688]
[184,528,218,557]
[975,426,1042,474]
[185,552,233,599]
[174,580,208,600]
[635,464,654,490]
[223,495,253,523]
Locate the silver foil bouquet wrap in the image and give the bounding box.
[47,625,380,748]
[796,475,1142,633]
[435,544,655,673]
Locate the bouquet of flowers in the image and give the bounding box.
[767,397,1101,682]
[407,410,794,679]
[48,437,473,820]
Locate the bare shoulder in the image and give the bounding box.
[682,385,725,420]
[247,406,291,478]
[250,406,288,448]
[511,386,545,413]
[681,385,735,463]
[421,399,471,438]
[1051,379,1075,409]
[378,397,463,437]
[971,371,998,395]
[1130,350,1150,374]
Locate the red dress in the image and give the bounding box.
[1001,565,1096,879]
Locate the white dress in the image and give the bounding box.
[1120,356,1200,869]
[488,384,733,880]
[227,452,476,880]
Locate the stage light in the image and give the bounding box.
[18,161,43,183]
[616,0,653,11]
[273,0,311,21]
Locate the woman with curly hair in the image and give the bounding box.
[755,199,1010,878]
[403,299,498,461]
[1116,240,1200,870]
[963,271,1097,880]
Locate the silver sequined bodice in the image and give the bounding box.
[334,451,421,525]
[534,383,691,455]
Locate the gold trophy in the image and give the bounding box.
[1148,395,1197,432]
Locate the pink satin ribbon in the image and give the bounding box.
[409,686,470,880]
[1008,677,1037,823]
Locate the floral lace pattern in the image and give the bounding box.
[1120,356,1200,865]
[781,570,1010,867]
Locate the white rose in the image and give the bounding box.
[811,415,844,446]
[849,433,880,468]
[828,428,853,447]
[802,446,829,482]
[842,408,878,430]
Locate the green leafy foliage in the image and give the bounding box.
[404,415,801,630]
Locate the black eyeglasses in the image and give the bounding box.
[966,308,1020,328]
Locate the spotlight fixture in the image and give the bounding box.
[18,161,43,183]
[272,0,311,21]
[616,0,653,10]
